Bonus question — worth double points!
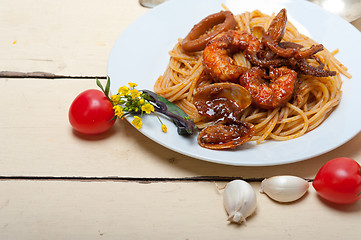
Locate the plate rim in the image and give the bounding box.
[107,0,361,166]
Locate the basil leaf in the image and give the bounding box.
[156,95,188,119]
[141,90,197,135]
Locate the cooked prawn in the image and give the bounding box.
[202,30,261,83]
[239,66,297,109]
[203,29,290,83]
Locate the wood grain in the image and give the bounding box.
[1,180,360,240]
[1,79,361,179]
[1,0,361,238]
[0,0,147,76]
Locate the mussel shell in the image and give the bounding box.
[193,83,252,121]
[198,121,255,150]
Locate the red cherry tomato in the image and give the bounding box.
[69,89,115,135]
[313,157,361,204]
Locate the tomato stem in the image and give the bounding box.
[96,77,114,106]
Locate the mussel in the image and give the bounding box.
[193,83,254,150]
[193,83,252,122]
[198,121,254,150]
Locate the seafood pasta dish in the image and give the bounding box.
[154,8,350,150]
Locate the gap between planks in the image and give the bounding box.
[0,71,106,79]
[0,71,315,185]
[0,176,313,183]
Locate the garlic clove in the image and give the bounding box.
[260,175,309,203]
[223,180,257,224]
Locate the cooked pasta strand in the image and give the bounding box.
[153,9,347,143]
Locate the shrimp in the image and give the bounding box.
[239,66,297,109]
[203,30,289,83]
[202,30,261,83]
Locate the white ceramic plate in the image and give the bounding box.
[107,0,361,166]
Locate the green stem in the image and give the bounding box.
[153,111,164,125]
[96,78,113,106]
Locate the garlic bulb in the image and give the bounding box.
[223,180,257,224]
[260,175,309,202]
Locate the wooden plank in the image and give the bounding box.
[0,0,360,77]
[0,180,360,240]
[352,17,361,30]
[0,0,147,76]
[1,79,361,178]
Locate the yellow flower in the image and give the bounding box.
[139,98,145,105]
[128,82,138,88]
[141,103,154,114]
[118,86,129,96]
[130,89,141,99]
[111,94,121,104]
[132,116,143,129]
[161,124,167,133]
[113,105,124,118]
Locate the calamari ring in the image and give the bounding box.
[181,11,236,52]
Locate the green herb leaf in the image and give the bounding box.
[96,78,105,92]
[142,90,197,135]
[156,95,188,119]
[104,76,111,97]
[96,78,113,106]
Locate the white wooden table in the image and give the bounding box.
[1,1,361,239]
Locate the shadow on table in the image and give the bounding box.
[71,127,118,141]
[316,195,361,212]
[130,122,361,180]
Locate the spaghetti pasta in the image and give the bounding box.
[154,10,350,144]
